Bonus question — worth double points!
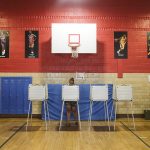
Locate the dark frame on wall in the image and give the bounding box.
[0,30,9,58]
[25,30,39,58]
[114,31,128,59]
[147,32,150,58]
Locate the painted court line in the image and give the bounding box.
[121,121,150,149]
[0,122,26,149]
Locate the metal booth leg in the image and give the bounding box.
[43,100,48,131]
[77,101,81,130]
[126,102,130,126]
[114,101,118,131]
[130,101,136,130]
[26,101,32,131]
[59,101,64,131]
[110,99,115,128]
[105,101,110,131]
[45,100,50,126]
[89,100,93,128]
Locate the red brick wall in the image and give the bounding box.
[0,0,150,74]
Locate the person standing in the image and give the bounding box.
[65,77,78,126]
[28,30,36,54]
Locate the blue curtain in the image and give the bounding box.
[42,84,115,120]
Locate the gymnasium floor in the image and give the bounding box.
[0,118,149,150]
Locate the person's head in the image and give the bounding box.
[69,77,74,85]
[29,30,32,34]
[122,34,127,40]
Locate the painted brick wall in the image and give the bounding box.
[0,0,150,74]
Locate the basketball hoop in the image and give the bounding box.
[68,44,80,58]
[68,34,80,59]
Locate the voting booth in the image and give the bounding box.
[89,85,110,131]
[42,84,114,121]
[111,85,135,130]
[26,84,49,130]
[59,85,80,130]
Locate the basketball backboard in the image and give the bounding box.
[51,23,96,54]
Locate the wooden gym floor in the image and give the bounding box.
[0,118,149,150]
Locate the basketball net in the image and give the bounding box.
[68,44,79,58]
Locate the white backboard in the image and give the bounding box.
[62,85,79,101]
[52,23,97,53]
[90,85,108,101]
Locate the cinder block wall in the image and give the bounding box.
[1,73,149,114]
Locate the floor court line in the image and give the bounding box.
[0,122,26,149]
[120,121,150,149]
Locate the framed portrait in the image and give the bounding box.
[147,32,150,58]
[114,31,128,59]
[25,30,39,58]
[0,30,9,58]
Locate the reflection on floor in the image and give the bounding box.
[0,118,149,150]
